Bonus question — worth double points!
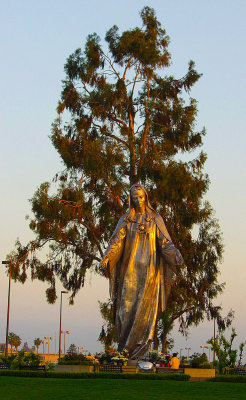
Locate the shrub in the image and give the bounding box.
[208,328,246,373]
[0,370,190,380]
[61,353,87,362]
[0,350,41,369]
[189,352,208,368]
[58,360,93,366]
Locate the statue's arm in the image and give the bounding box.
[100,218,127,277]
[156,227,183,273]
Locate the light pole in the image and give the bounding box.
[2,260,11,357]
[59,291,68,359]
[61,330,70,355]
[40,340,44,362]
[179,348,183,358]
[44,341,48,361]
[44,337,53,362]
[200,345,206,353]
[185,347,191,360]
[213,318,216,362]
[205,346,212,363]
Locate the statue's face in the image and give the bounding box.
[131,188,146,209]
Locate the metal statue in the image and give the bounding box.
[100,184,183,359]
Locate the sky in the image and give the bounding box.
[0,0,246,360]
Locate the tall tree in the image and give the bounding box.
[8,7,224,342]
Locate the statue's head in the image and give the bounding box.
[128,184,155,217]
[130,185,146,209]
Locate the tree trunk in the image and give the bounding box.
[162,335,169,353]
[128,111,137,185]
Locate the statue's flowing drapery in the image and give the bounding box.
[103,186,183,359]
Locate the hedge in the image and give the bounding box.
[0,370,190,381]
[58,360,93,365]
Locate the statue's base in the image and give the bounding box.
[127,359,138,366]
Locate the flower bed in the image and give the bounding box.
[97,349,129,366]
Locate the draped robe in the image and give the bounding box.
[103,190,183,359]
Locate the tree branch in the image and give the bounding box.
[91,120,128,147]
[101,52,120,79]
[122,54,133,81]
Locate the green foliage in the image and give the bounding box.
[156,311,175,352]
[0,370,190,380]
[189,352,207,364]
[67,343,78,355]
[238,342,246,366]
[8,332,22,351]
[180,353,213,369]
[0,350,41,369]
[208,328,246,373]
[45,362,55,371]
[97,348,129,364]
[146,350,160,363]
[98,300,117,350]
[58,360,93,365]
[34,338,42,353]
[58,350,89,364]
[8,7,224,340]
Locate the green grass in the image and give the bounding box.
[0,377,246,400]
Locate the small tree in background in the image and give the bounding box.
[8,332,22,353]
[34,338,42,354]
[7,6,224,344]
[208,328,246,373]
[8,332,15,353]
[67,343,77,355]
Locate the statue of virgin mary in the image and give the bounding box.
[100,184,183,359]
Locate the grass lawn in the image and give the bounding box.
[0,376,246,400]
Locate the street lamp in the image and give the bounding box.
[43,341,48,361]
[61,330,70,355]
[204,346,212,363]
[2,260,11,357]
[200,345,206,353]
[185,347,191,359]
[179,348,183,358]
[213,318,216,362]
[40,340,44,361]
[44,337,53,361]
[59,291,68,359]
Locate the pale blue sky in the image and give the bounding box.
[0,1,246,358]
